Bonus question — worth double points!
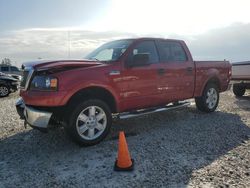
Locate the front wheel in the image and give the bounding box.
[0,85,10,97]
[195,83,219,112]
[66,99,112,146]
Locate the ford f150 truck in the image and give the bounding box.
[16,38,231,146]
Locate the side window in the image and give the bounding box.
[1,67,9,72]
[157,41,187,62]
[171,43,187,61]
[95,49,114,61]
[130,41,159,63]
[157,42,173,61]
[10,66,19,72]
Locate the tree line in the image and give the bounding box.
[1,58,12,65]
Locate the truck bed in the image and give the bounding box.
[194,61,231,96]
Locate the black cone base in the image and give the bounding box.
[114,159,134,171]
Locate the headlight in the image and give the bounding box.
[30,76,58,91]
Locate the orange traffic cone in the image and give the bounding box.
[114,131,134,171]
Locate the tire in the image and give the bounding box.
[233,84,245,97]
[66,99,112,146]
[0,85,10,97]
[195,83,219,113]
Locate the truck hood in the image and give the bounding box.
[22,59,104,71]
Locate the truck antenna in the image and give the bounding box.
[68,30,71,59]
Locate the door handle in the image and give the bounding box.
[186,67,193,72]
[157,68,165,75]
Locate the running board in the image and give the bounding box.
[114,101,190,120]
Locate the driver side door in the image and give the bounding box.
[120,40,164,111]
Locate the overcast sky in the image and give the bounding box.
[0,0,250,66]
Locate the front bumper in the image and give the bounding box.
[16,97,52,129]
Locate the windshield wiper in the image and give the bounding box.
[88,57,100,61]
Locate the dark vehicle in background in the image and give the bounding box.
[0,65,22,81]
[231,61,250,96]
[0,72,19,97]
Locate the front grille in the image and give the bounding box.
[20,70,29,88]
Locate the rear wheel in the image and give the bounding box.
[195,83,219,112]
[0,85,10,97]
[233,84,245,97]
[66,99,112,146]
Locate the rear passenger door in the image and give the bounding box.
[156,40,195,102]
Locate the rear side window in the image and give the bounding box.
[1,67,9,72]
[129,41,159,63]
[157,41,187,62]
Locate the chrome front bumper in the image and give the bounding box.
[16,97,52,129]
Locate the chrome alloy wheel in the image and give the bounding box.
[206,88,218,109]
[76,106,107,140]
[0,86,9,97]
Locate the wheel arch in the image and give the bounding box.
[66,86,118,113]
[199,76,221,96]
[205,77,221,90]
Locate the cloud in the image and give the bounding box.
[0,29,138,66]
[185,23,250,62]
[0,23,250,66]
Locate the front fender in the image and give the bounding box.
[60,82,120,109]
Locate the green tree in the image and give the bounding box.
[1,58,12,65]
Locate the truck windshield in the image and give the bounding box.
[85,39,133,62]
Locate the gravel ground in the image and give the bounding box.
[0,90,250,188]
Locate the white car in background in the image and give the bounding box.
[231,61,250,96]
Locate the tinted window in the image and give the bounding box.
[157,41,187,62]
[129,41,159,63]
[10,66,19,71]
[1,67,9,72]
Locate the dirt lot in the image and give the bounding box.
[0,90,250,188]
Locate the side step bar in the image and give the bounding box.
[114,101,190,120]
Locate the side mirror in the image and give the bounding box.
[126,53,150,67]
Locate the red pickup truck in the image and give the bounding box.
[16,38,231,145]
